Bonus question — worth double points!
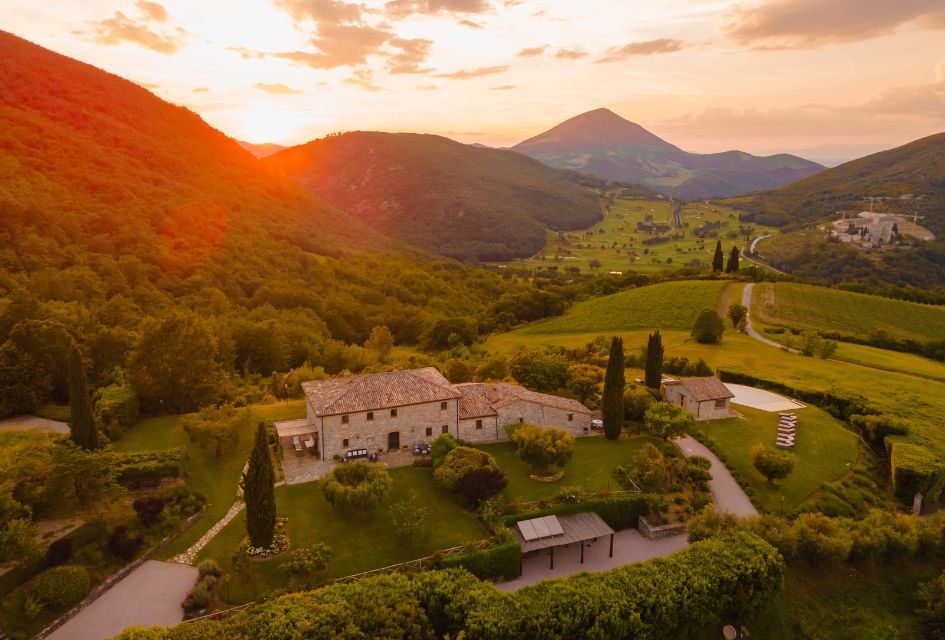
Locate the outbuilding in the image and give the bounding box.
[663,376,734,421]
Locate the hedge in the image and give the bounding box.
[31,565,91,609]
[93,384,140,429]
[438,530,520,581]
[115,448,186,488]
[890,442,945,505]
[717,369,874,420]
[115,532,784,640]
[501,493,651,531]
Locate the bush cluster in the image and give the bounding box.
[662,356,713,378]
[115,533,784,640]
[322,462,392,512]
[105,525,143,561]
[502,494,651,531]
[185,561,222,611]
[30,564,90,610]
[114,448,186,488]
[438,529,521,580]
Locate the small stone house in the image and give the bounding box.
[663,377,734,421]
[275,367,593,460]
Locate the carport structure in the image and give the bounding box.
[513,512,615,570]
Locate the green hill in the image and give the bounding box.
[512,280,728,334]
[264,131,607,261]
[0,31,529,408]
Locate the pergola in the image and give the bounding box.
[274,419,318,453]
[512,512,615,570]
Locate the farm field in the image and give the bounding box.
[197,466,487,604]
[516,279,729,335]
[114,400,308,559]
[753,282,945,343]
[491,197,772,274]
[701,405,858,512]
[478,436,662,503]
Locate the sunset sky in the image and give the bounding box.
[6,0,945,160]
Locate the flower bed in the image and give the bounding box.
[528,470,565,482]
[245,518,289,559]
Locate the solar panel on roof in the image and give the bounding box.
[518,520,539,541]
[542,516,564,537]
[532,517,551,539]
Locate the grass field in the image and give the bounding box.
[198,466,487,603]
[701,405,859,512]
[114,400,307,559]
[491,197,773,275]
[754,282,945,343]
[514,280,729,336]
[478,435,662,503]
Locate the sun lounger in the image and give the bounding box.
[292,436,302,452]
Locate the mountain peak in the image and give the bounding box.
[514,108,678,154]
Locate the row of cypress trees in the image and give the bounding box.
[712,240,740,273]
[601,332,664,440]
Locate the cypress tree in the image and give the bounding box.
[244,421,276,548]
[712,240,724,272]
[602,336,625,440]
[726,246,740,273]
[644,331,664,389]
[68,342,99,450]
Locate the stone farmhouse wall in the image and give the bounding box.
[496,399,591,437]
[458,416,503,444]
[664,386,730,421]
[320,398,459,460]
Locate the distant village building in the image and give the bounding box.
[275,368,592,460]
[663,377,735,421]
[826,211,934,248]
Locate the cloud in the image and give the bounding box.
[459,19,483,28]
[491,84,516,90]
[274,0,366,24]
[135,0,168,22]
[193,87,209,92]
[386,37,434,73]
[724,0,945,49]
[82,4,187,55]
[385,0,492,18]
[255,82,303,94]
[516,45,546,57]
[414,84,439,90]
[555,48,586,59]
[344,69,384,91]
[273,23,390,69]
[433,65,507,79]
[596,38,686,62]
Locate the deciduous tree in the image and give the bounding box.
[727,303,747,328]
[643,402,693,441]
[566,363,603,405]
[691,309,725,344]
[510,424,575,472]
[751,443,794,484]
[365,325,395,363]
[183,404,251,458]
[509,349,569,392]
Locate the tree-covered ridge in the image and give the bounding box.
[263,131,605,262]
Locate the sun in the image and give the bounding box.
[233,106,317,145]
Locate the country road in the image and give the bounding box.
[741,283,799,353]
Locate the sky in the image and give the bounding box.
[5,0,945,161]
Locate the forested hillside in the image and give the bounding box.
[0,31,541,415]
[264,131,605,261]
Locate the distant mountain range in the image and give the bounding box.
[264,131,616,261]
[512,108,824,200]
[237,140,286,158]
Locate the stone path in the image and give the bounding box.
[171,500,244,565]
[0,415,69,434]
[46,561,196,640]
[496,529,689,591]
[742,283,799,353]
[676,436,758,517]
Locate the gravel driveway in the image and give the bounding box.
[677,436,758,517]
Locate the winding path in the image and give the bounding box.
[741,283,799,353]
[676,436,758,517]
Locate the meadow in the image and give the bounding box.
[492,197,773,274]
[753,282,945,342]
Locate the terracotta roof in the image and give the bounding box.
[454,383,499,419]
[303,367,460,416]
[483,382,591,414]
[665,377,733,402]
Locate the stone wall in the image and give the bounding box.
[637,515,687,539]
[457,416,503,444]
[496,400,590,437]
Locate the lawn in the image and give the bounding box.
[114,400,307,559]
[478,435,663,503]
[491,197,771,275]
[513,279,729,336]
[699,404,859,512]
[197,466,487,604]
[754,282,945,343]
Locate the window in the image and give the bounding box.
[567,414,574,422]
[714,399,727,409]
[440,401,448,410]
[441,425,449,434]
[341,415,349,424]
[475,419,483,430]
[519,418,524,424]
[391,408,398,417]
[342,438,349,448]
[366,412,374,421]
[425,427,432,437]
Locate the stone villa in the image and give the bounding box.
[663,376,734,421]
[275,367,593,461]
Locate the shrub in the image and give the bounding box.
[105,525,143,561]
[637,443,667,488]
[691,308,725,344]
[623,384,655,422]
[93,384,140,431]
[918,568,945,638]
[643,402,693,441]
[197,559,222,579]
[509,424,575,472]
[503,494,651,531]
[434,447,501,492]
[46,537,73,567]
[31,565,90,609]
[456,467,507,504]
[282,543,332,576]
[389,495,429,541]
[322,462,392,511]
[751,443,794,484]
[438,530,520,580]
[430,434,458,469]
[133,495,166,526]
[793,513,853,565]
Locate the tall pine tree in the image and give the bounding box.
[726,246,740,273]
[244,421,276,548]
[644,331,664,389]
[712,240,724,272]
[68,342,99,450]
[602,336,625,440]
